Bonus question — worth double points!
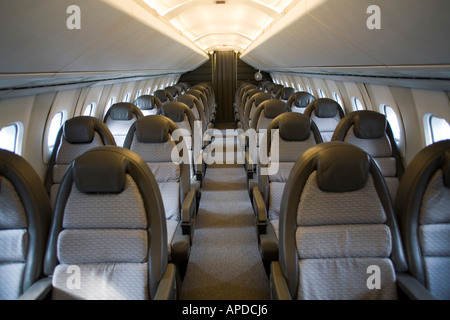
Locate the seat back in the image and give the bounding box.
[278,142,407,299]
[103,102,144,147]
[124,115,190,224]
[133,95,162,116]
[153,89,174,105]
[45,116,116,208]
[165,86,182,100]
[395,140,450,299]
[244,92,272,131]
[332,110,404,200]
[286,92,316,114]
[44,147,169,300]
[275,87,296,102]
[259,113,322,230]
[0,150,51,300]
[304,98,345,142]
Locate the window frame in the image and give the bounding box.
[0,122,24,155]
[381,104,402,145]
[425,113,450,145]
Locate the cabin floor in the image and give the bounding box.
[179,121,270,300]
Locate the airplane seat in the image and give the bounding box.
[153,89,175,105]
[41,146,176,300]
[275,87,296,102]
[332,110,404,201]
[0,150,51,300]
[252,113,322,274]
[165,86,182,101]
[257,80,272,91]
[287,91,316,114]
[239,88,262,129]
[263,82,276,94]
[270,142,419,300]
[247,100,290,191]
[156,101,203,186]
[234,84,257,127]
[191,84,215,123]
[395,139,450,300]
[103,102,144,147]
[270,84,284,98]
[45,116,116,208]
[133,94,162,116]
[244,92,272,132]
[303,98,345,142]
[187,88,214,130]
[123,116,194,281]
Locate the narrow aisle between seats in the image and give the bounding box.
[179,125,270,300]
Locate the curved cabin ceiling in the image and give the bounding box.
[140,0,298,53]
[0,0,449,94]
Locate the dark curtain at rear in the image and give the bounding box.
[214,51,236,122]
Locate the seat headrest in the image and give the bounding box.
[63,117,95,143]
[73,149,127,193]
[316,144,370,192]
[275,113,312,141]
[314,98,340,118]
[253,93,272,107]
[135,116,171,143]
[158,102,189,122]
[354,111,387,139]
[262,100,288,119]
[133,95,160,111]
[153,90,172,102]
[444,149,450,188]
[176,94,195,109]
[294,92,315,108]
[280,87,296,100]
[108,103,135,121]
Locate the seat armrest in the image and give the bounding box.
[181,186,196,237]
[252,186,267,235]
[270,261,292,300]
[18,277,52,300]
[154,263,177,300]
[396,272,436,300]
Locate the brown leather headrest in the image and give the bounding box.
[108,103,134,121]
[354,111,387,139]
[133,95,161,111]
[275,113,312,141]
[158,102,189,123]
[262,100,288,119]
[317,144,370,192]
[135,116,171,143]
[313,98,340,118]
[73,148,127,193]
[294,92,315,108]
[64,117,95,144]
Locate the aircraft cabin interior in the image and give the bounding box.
[1,0,450,305]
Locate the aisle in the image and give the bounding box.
[179,125,270,300]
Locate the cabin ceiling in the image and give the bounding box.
[0,0,449,96]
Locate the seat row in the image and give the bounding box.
[0,81,215,300]
[241,97,450,299]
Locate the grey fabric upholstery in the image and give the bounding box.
[44,147,174,300]
[273,142,408,300]
[304,98,345,142]
[332,110,404,201]
[45,116,116,209]
[157,102,200,182]
[103,103,144,147]
[286,92,316,114]
[124,115,193,278]
[0,150,51,300]
[256,113,322,270]
[133,95,162,116]
[395,140,450,300]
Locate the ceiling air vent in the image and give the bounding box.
[214,0,227,4]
